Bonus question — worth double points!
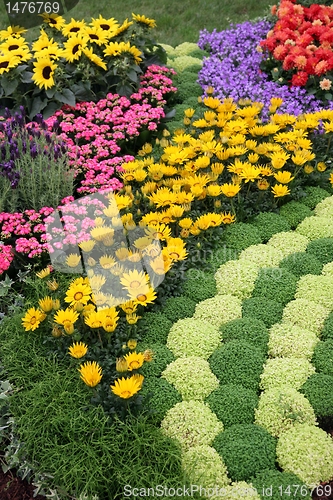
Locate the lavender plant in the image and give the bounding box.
[0,108,74,212]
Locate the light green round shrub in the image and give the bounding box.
[296,216,333,240]
[255,386,317,437]
[267,231,309,258]
[193,295,242,328]
[322,261,333,276]
[160,43,176,58]
[251,268,297,306]
[162,356,219,400]
[300,373,333,418]
[276,423,333,485]
[209,340,265,391]
[251,469,311,500]
[138,312,172,344]
[221,482,261,500]
[213,424,276,482]
[162,295,196,323]
[314,195,333,217]
[279,252,323,279]
[167,318,222,359]
[140,377,182,422]
[306,237,333,265]
[207,383,259,427]
[182,445,230,491]
[260,358,315,391]
[242,297,284,328]
[311,340,333,376]
[220,317,269,354]
[321,311,333,340]
[171,55,203,72]
[137,342,175,377]
[222,223,262,251]
[214,259,259,299]
[182,271,217,303]
[268,322,318,359]
[282,298,330,334]
[174,42,206,59]
[161,400,223,451]
[300,186,331,209]
[252,212,291,242]
[295,274,333,310]
[279,201,313,229]
[239,244,284,268]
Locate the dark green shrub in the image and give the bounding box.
[252,212,291,242]
[220,317,269,354]
[306,238,333,265]
[213,424,276,482]
[242,297,284,328]
[251,469,310,499]
[279,252,323,279]
[138,312,173,344]
[177,82,203,101]
[300,373,333,419]
[209,340,265,391]
[166,120,185,135]
[141,377,182,422]
[251,268,297,306]
[322,311,333,341]
[137,342,175,377]
[311,340,333,377]
[279,201,312,228]
[183,96,200,108]
[187,48,207,59]
[182,271,217,303]
[162,296,196,323]
[222,223,262,251]
[183,63,203,73]
[206,384,258,427]
[173,71,198,87]
[174,103,191,121]
[300,186,330,209]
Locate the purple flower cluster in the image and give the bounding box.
[198,20,333,117]
[0,109,67,189]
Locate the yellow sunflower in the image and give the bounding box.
[32,58,57,89]
[63,35,88,62]
[103,41,142,64]
[132,13,156,28]
[83,26,109,45]
[83,48,107,70]
[0,25,27,40]
[62,18,87,37]
[0,52,20,74]
[110,375,142,399]
[90,15,119,36]
[40,13,65,30]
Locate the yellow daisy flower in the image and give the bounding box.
[68,342,88,359]
[22,307,46,331]
[271,184,291,198]
[273,171,294,184]
[78,361,102,387]
[38,296,54,313]
[110,375,142,399]
[124,351,145,371]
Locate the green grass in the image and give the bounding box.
[0,0,273,46]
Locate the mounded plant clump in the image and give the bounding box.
[220,317,269,355]
[207,383,259,427]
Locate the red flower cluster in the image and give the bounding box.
[260,0,333,87]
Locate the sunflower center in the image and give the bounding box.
[0,61,9,68]
[49,18,57,24]
[72,44,81,54]
[100,24,110,30]
[8,44,19,50]
[130,280,141,289]
[74,291,84,301]
[89,34,99,40]
[70,27,80,32]
[42,66,52,79]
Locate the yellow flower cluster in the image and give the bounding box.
[0,12,155,88]
[120,97,333,221]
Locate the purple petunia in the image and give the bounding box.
[198,20,333,118]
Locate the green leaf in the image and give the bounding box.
[29,96,47,119]
[54,88,76,106]
[325,92,332,100]
[43,101,60,119]
[127,69,138,83]
[20,71,33,84]
[45,87,56,99]
[1,77,18,96]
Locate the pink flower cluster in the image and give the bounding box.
[0,244,14,274]
[45,65,177,195]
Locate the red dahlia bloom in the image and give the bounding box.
[291,71,308,86]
